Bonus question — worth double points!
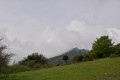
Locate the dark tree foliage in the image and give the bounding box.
[92,36,114,58]
[63,55,68,62]
[0,39,13,76]
[114,43,120,56]
[73,55,84,62]
[19,53,47,67]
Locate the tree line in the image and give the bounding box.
[73,36,120,63]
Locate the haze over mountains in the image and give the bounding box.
[48,47,89,65]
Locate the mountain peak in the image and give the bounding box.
[65,47,88,55]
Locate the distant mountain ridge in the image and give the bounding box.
[65,47,88,55]
[48,47,89,66]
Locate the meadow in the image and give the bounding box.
[1,57,120,80]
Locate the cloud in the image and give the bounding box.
[0,20,109,63]
[107,28,120,44]
[94,0,120,27]
[0,0,120,64]
[0,19,120,64]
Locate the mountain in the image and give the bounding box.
[48,47,89,66]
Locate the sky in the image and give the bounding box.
[0,0,120,63]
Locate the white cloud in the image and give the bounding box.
[107,28,120,44]
[0,0,120,64]
[0,20,108,63]
[0,19,120,64]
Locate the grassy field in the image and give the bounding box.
[1,57,120,80]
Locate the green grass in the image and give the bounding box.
[1,57,120,80]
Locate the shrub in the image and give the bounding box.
[7,65,32,73]
[19,53,47,68]
[110,53,120,58]
[113,43,120,56]
[73,55,84,63]
[63,55,69,62]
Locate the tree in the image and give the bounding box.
[92,36,114,58]
[63,55,68,62]
[0,39,13,76]
[114,43,120,56]
[19,53,47,68]
[73,55,84,62]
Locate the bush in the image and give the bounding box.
[113,43,120,56]
[82,55,89,62]
[19,53,47,68]
[110,53,120,58]
[33,64,52,68]
[73,55,84,63]
[63,55,69,62]
[7,65,32,73]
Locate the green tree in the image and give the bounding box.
[0,39,13,76]
[73,55,84,62]
[92,36,114,58]
[114,43,120,56]
[19,53,47,68]
[63,55,68,62]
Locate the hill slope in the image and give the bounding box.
[3,57,120,80]
[48,47,89,65]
